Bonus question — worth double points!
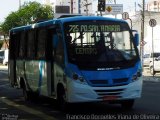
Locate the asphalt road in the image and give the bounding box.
[0,65,160,120]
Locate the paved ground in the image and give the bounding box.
[0,65,8,69]
[0,65,160,119]
[143,67,160,82]
[0,64,8,72]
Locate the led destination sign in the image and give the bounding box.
[69,25,121,32]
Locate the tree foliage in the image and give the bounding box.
[1,2,54,34]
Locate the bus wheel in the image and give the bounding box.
[57,87,68,111]
[121,100,134,110]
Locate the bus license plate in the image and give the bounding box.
[103,96,117,100]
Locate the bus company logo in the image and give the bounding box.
[97,67,120,71]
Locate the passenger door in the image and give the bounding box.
[25,30,39,91]
[46,27,56,96]
[54,29,66,89]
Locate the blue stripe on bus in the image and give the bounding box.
[38,61,44,94]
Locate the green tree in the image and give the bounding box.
[1,1,54,34]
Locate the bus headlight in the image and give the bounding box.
[132,70,142,82]
[72,73,87,84]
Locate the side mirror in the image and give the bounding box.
[132,30,139,46]
[134,33,139,46]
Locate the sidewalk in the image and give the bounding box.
[0,65,8,74]
[143,76,160,82]
[0,65,8,69]
[143,67,160,82]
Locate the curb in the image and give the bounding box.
[143,76,160,82]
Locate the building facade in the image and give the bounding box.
[136,0,160,54]
[131,11,160,55]
[55,0,93,14]
[43,0,94,15]
[147,0,160,12]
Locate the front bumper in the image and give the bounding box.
[67,78,143,103]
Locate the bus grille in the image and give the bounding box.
[113,78,128,84]
[89,78,129,87]
[90,80,108,85]
[95,89,125,99]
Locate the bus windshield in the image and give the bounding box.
[64,20,139,69]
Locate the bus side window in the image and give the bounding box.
[10,32,20,59]
[27,30,35,59]
[19,32,26,59]
[46,27,56,61]
[37,28,47,60]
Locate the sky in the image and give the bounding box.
[0,0,149,23]
[0,0,43,22]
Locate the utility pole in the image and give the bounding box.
[142,0,145,45]
[19,0,21,9]
[114,0,117,18]
[78,0,81,14]
[135,2,137,13]
[83,0,92,16]
[70,0,73,14]
[141,0,145,66]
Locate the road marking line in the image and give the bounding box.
[0,97,58,120]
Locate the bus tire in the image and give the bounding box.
[57,85,68,111]
[121,99,134,110]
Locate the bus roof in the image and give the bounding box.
[10,19,57,33]
[58,16,127,23]
[10,16,127,33]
